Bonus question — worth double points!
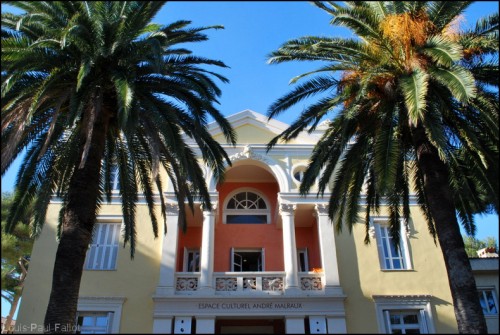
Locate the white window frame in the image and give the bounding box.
[77,297,126,334]
[223,188,271,224]
[230,248,265,272]
[84,216,122,271]
[183,248,200,272]
[76,311,113,334]
[297,248,309,272]
[373,295,435,334]
[371,217,412,270]
[292,165,307,183]
[478,286,499,316]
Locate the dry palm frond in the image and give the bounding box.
[380,11,434,70]
[339,70,361,107]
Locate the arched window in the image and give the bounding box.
[224,190,270,224]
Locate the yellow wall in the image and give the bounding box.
[16,202,164,333]
[336,208,458,333]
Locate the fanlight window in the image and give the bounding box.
[225,191,270,224]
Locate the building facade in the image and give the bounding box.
[16,110,499,334]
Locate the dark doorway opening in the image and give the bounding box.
[215,318,285,334]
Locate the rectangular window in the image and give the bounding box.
[374,295,434,334]
[84,221,120,270]
[384,310,425,334]
[297,248,309,272]
[478,289,499,315]
[226,215,267,224]
[231,248,264,272]
[184,249,200,272]
[76,312,113,334]
[373,219,411,270]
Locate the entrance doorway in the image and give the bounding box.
[215,318,285,334]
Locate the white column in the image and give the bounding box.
[280,203,300,293]
[156,203,180,296]
[153,317,173,334]
[315,204,342,294]
[199,204,216,292]
[326,317,347,334]
[285,316,305,334]
[196,316,216,334]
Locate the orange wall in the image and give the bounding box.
[175,181,322,272]
[215,182,283,271]
[295,222,321,270]
[176,227,202,271]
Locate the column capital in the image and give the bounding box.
[165,203,180,215]
[279,203,296,215]
[314,204,329,216]
[200,202,218,214]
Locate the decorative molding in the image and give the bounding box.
[200,202,218,213]
[176,277,199,291]
[300,277,323,291]
[315,204,329,216]
[279,203,296,215]
[78,296,127,304]
[372,294,432,304]
[229,145,273,164]
[165,203,180,215]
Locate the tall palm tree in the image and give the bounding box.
[1,1,235,332]
[266,1,498,333]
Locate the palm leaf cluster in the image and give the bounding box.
[267,1,498,244]
[2,1,236,256]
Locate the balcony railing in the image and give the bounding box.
[299,272,324,291]
[214,272,285,295]
[175,272,200,292]
[174,271,325,295]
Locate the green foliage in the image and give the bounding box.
[267,2,498,331]
[1,193,33,303]
[267,1,499,243]
[463,235,498,257]
[1,1,236,256]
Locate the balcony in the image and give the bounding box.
[174,272,324,295]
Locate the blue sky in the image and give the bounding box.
[2,1,499,318]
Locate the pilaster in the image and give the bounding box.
[280,203,300,294]
[156,203,180,296]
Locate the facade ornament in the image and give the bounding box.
[229,145,272,164]
[279,203,296,215]
[200,202,218,213]
[165,203,180,215]
[314,204,329,216]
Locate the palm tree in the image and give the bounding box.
[266,2,498,333]
[1,1,235,332]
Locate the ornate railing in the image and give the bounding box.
[299,272,324,291]
[175,273,200,292]
[174,271,324,294]
[214,272,285,294]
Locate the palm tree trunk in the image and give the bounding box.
[43,106,110,334]
[3,257,28,334]
[412,124,487,334]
